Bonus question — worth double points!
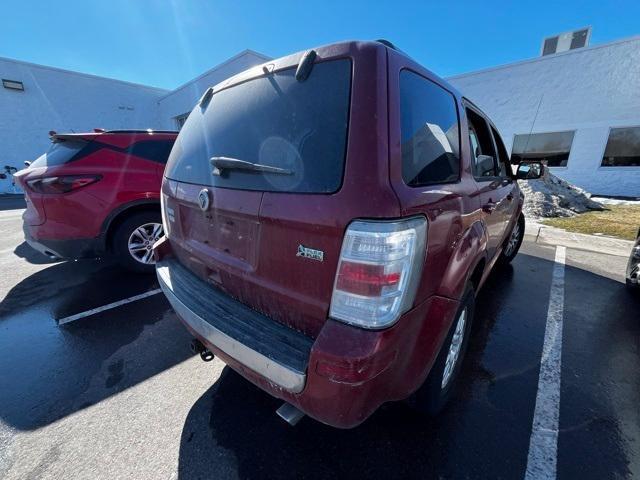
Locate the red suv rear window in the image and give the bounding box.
[30,141,86,168]
[165,59,352,193]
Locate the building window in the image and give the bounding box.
[2,79,24,91]
[175,112,189,129]
[601,127,640,167]
[511,131,575,167]
[541,28,590,56]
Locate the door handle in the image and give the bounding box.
[482,201,497,214]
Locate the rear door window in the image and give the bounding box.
[165,59,352,193]
[466,108,498,179]
[491,126,511,178]
[399,70,460,186]
[30,141,86,168]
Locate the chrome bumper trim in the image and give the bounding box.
[157,267,306,393]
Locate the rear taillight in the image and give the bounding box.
[329,217,427,329]
[26,175,101,194]
[160,192,174,238]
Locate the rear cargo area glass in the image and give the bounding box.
[165,59,351,193]
[31,141,85,168]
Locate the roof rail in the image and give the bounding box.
[376,39,398,50]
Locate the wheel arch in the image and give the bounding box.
[102,200,161,252]
[438,219,488,300]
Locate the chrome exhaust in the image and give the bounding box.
[190,338,214,362]
[276,402,305,426]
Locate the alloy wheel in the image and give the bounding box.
[442,307,467,389]
[504,221,521,257]
[127,222,163,265]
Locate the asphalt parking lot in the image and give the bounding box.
[0,197,638,480]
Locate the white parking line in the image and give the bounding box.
[525,246,566,480]
[57,288,163,326]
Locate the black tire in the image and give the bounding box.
[498,213,525,265]
[412,283,475,415]
[111,210,163,273]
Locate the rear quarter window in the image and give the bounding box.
[165,59,352,193]
[400,70,460,187]
[127,139,176,164]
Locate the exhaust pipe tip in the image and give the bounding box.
[190,339,214,362]
[276,402,305,426]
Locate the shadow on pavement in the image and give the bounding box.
[12,241,57,265]
[176,257,545,479]
[176,253,640,479]
[0,257,191,431]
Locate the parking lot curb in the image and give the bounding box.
[525,221,634,257]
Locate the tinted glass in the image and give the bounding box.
[466,108,497,178]
[127,139,175,164]
[601,127,640,167]
[511,131,574,167]
[165,59,351,193]
[30,141,85,168]
[491,126,510,177]
[400,70,460,186]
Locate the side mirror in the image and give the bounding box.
[516,162,543,180]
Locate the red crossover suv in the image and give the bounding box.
[15,129,177,272]
[154,41,543,428]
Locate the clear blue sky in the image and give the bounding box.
[1,0,639,90]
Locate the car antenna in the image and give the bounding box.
[522,94,544,162]
[295,49,317,82]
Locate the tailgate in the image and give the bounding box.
[163,183,351,338]
[161,46,396,337]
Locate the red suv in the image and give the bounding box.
[154,41,542,428]
[15,129,177,272]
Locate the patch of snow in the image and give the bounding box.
[519,167,604,219]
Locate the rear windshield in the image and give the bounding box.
[30,141,86,168]
[165,59,352,193]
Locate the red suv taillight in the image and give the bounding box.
[329,217,427,329]
[26,175,101,194]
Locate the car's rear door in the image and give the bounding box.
[464,105,507,261]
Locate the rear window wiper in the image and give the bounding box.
[210,156,293,176]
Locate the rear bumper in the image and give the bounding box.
[156,244,459,428]
[157,259,311,393]
[23,224,104,259]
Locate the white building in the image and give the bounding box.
[0,50,269,194]
[1,34,638,197]
[449,33,640,198]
